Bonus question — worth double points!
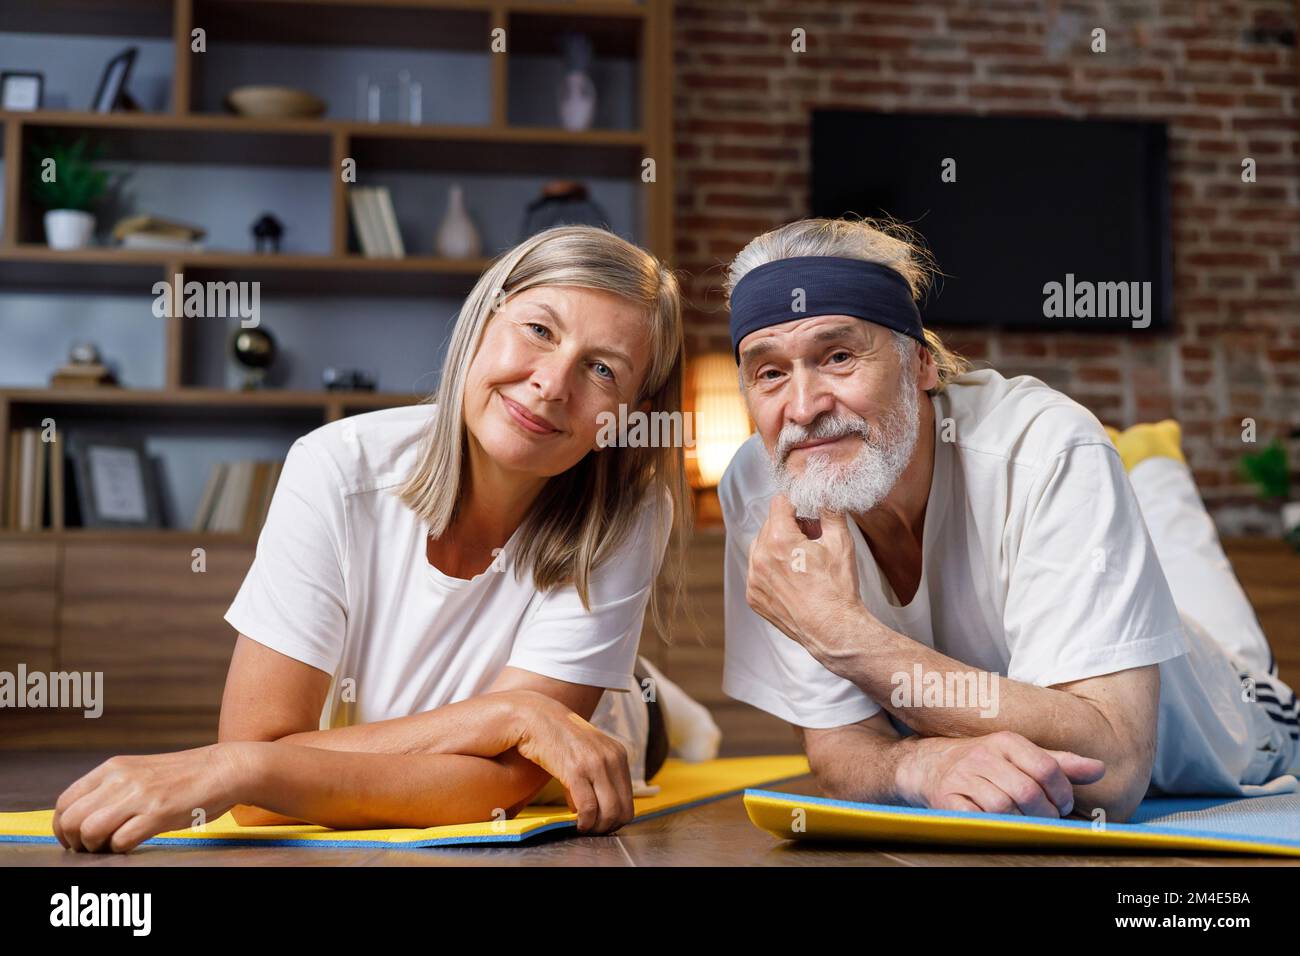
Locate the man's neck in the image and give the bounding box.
[852,392,936,558]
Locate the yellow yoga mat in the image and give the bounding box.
[744,789,1300,858]
[0,756,809,850]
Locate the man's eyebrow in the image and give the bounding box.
[740,322,864,370]
[811,323,863,344]
[739,339,776,369]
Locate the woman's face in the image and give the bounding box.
[463,285,654,479]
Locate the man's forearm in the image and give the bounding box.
[232,740,546,830]
[804,722,921,804]
[819,609,1122,762]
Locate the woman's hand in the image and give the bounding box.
[52,742,254,854]
[500,689,634,833]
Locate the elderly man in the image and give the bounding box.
[720,217,1298,823]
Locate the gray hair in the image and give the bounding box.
[726,217,970,392]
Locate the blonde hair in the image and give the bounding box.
[724,216,970,393]
[396,225,688,632]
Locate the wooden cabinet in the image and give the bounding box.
[0,536,254,748]
[0,541,58,674]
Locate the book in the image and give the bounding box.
[373,186,406,257]
[349,187,385,257]
[210,460,237,532]
[112,214,206,242]
[5,429,18,529]
[192,462,227,532]
[51,362,116,389]
[120,233,206,251]
[32,430,46,530]
[221,460,255,533]
[17,429,36,531]
[242,461,271,535]
[49,428,64,531]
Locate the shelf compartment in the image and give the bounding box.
[349,126,644,176]
[0,247,491,295]
[2,385,422,423]
[2,0,176,38]
[194,0,491,51]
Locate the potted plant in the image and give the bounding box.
[1239,438,1300,552]
[28,135,109,250]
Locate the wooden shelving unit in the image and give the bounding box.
[0,0,675,536]
[0,1,673,747]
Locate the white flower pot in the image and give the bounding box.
[44,210,96,250]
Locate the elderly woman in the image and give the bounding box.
[52,225,718,853]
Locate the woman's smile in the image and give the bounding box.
[499,392,561,436]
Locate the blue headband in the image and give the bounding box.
[729,256,925,361]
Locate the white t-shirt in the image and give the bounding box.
[225,403,671,731]
[720,368,1259,792]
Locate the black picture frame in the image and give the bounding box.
[66,432,163,529]
[0,71,44,111]
[91,47,137,113]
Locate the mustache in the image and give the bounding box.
[774,413,876,464]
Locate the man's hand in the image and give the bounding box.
[746,496,869,661]
[501,690,635,834]
[895,730,1106,818]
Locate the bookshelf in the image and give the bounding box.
[0,0,675,538]
[0,0,674,748]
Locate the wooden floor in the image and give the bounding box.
[0,750,1295,866]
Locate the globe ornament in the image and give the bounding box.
[231,326,276,390]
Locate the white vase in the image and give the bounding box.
[1282,501,1300,537]
[435,185,481,259]
[558,70,596,132]
[44,210,95,250]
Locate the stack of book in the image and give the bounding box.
[50,361,116,389]
[5,427,64,531]
[192,459,283,533]
[348,186,405,258]
[112,214,207,252]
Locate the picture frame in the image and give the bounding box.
[0,71,44,111]
[91,47,138,113]
[66,432,163,529]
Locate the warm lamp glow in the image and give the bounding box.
[688,352,752,488]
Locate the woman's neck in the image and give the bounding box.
[426,438,549,580]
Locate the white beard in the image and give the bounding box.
[770,371,920,520]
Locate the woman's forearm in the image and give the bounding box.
[233,740,547,830]
[270,692,523,758]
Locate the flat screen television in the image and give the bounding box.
[811,110,1172,332]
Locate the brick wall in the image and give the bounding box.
[672,0,1300,532]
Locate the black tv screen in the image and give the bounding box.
[811,110,1172,332]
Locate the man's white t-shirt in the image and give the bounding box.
[720,368,1288,796]
[225,403,670,731]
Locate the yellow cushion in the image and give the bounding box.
[1105,419,1186,471]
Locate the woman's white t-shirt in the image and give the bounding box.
[224,403,671,730]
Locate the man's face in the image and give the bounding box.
[737,315,927,517]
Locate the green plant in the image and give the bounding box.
[1239,440,1291,501]
[28,136,109,212]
